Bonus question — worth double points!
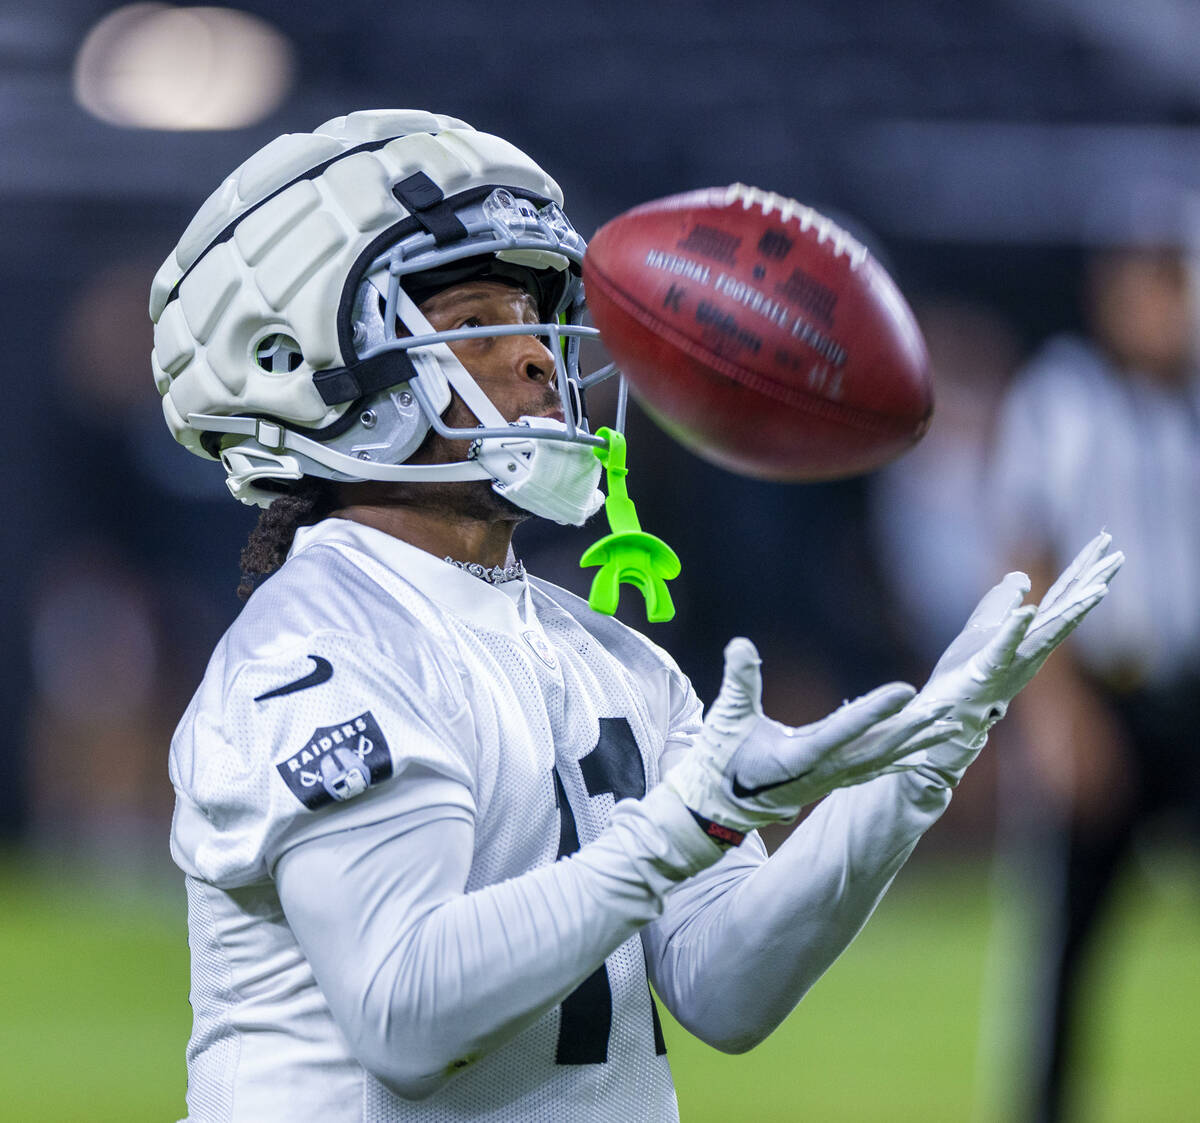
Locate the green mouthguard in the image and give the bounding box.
[581,427,680,622]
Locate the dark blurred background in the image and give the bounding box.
[8,0,1197,839]
[3,3,1199,1120]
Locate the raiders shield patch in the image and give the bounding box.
[276,711,392,810]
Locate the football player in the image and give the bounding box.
[153,110,1122,1122]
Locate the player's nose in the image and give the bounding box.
[509,332,557,388]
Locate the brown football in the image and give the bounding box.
[583,185,933,480]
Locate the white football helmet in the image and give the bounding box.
[150,109,621,524]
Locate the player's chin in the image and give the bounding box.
[465,481,534,523]
[401,478,533,523]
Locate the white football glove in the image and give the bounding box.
[897,530,1124,788]
[664,637,963,845]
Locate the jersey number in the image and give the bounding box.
[552,717,668,1065]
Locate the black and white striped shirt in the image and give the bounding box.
[990,335,1200,688]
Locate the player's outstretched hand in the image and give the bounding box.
[664,638,963,841]
[897,530,1124,788]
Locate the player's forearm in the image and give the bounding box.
[646,769,949,1052]
[278,785,715,1098]
[365,860,649,1096]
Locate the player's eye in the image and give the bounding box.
[458,315,483,330]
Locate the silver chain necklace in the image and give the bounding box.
[443,556,527,584]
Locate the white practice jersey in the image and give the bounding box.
[170,518,699,1122]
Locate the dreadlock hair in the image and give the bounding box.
[237,477,339,602]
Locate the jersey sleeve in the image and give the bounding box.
[272,781,717,1098]
[988,338,1095,560]
[632,637,704,773]
[662,652,704,755]
[170,628,478,888]
[642,770,950,1052]
[990,369,1052,555]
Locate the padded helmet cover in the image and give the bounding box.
[149,110,565,461]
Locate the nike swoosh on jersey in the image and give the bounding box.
[254,656,334,702]
[730,768,811,800]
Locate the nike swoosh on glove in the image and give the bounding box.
[663,638,963,845]
[895,530,1124,788]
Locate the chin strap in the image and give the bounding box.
[580,428,680,623]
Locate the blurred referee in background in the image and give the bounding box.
[989,187,1200,1123]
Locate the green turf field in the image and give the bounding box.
[0,852,1194,1122]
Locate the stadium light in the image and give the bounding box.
[73,4,294,130]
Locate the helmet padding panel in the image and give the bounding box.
[314,109,470,145]
[233,180,321,266]
[319,152,398,232]
[154,121,567,447]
